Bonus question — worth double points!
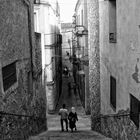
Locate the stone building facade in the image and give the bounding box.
[88,0,140,139]
[87,0,100,127]
[34,0,62,113]
[0,0,47,139]
[74,0,90,114]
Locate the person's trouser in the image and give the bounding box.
[60,119,68,131]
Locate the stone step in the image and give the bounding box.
[29,130,112,140]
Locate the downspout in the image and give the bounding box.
[24,0,34,96]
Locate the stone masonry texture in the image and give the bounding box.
[87,0,140,139]
[0,0,47,139]
[100,109,137,140]
[87,0,101,130]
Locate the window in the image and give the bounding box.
[2,62,17,91]
[109,0,116,43]
[130,94,140,128]
[34,12,37,32]
[110,76,116,110]
[81,10,83,25]
[57,34,62,44]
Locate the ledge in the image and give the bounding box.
[46,81,54,86]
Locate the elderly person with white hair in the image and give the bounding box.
[68,107,78,132]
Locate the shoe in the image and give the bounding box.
[66,129,68,132]
[61,129,64,132]
[75,127,77,131]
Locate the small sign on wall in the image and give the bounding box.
[109,33,116,43]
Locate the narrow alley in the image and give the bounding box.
[1,0,140,140]
[29,74,112,140]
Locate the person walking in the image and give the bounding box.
[63,66,68,77]
[58,104,68,132]
[68,107,78,132]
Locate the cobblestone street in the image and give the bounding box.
[29,75,112,140]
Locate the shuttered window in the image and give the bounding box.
[2,62,17,91]
[130,94,140,128]
[109,0,117,43]
[110,76,116,110]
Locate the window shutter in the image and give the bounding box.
[2,62,17,91]
[110,76,116,109]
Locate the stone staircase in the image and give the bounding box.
[29,74,112,140]
[29,130,112,140]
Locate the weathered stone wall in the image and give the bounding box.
[99,0,140,114]
[100,110,137,140]
[33,33,42,75]
[54,41,62,108]
[34,3,61,112]
[74,0,90,115]
[0,0,47,139]
[33,32,47,121]
[0,0,30,67]
[93,0,140,139]
[0,0,32,113]
[87,0,100,129]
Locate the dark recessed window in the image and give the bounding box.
[110,76,116,110]
[130,94,140,128]
[109,0,117,43]
[2,62,17,91]
[57,34,62,44]
[34,0,40,4]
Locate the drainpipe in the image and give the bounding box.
[24,0,34,97]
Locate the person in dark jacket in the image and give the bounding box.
[63,66,68,77]
[68,107,78,132]
[59,104,68,132]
